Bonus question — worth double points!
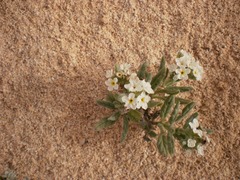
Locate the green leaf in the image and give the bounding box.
[156,88,179,95]
[115,64,120,72]
[167,133,175,155]
[106,92,118,102]
[137,62,148,79]
[145,72,152,82]
[169,101,180,124]
[183,112,199,129]
[154,96,191,104]
[164,95,175,118]
[121,116,129,142]
[176,102,195,122]
[177,51,183,58]
[159,56,166,71]
[151,65,166,90]
[175,97,192,104]
[156,86,193,95]
[164,78,175,87]
[157,134,167,156]
[160,95,174,119]
[148,101,162,108]
[95,117,116,131]
[127,109,142,122]
[162,135,169,155]
[96,100,115,109]
[108,111,121,121]
[158,122,174,133]
[163,68,169,83]
[148,131,157,137]
[177,86,194,92]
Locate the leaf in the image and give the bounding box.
[106,92,118,102]
[169,101,180,124]
[177,51,183,58]
[167,133,175,155]
[95,117,116,131]
[121,115,129,142]
[151,63,166,90]
[137,62,148,79]
[127,109,142,122]
[154,96,192,104]
[115,64,120,72]
[175,97,192,104]
[183,112,199,129]
[156,86,193,95]
[164,95,175,118]
[162,135,169,156]
[176,102,195,122]
[108,111,121,121]
[158,122,174,133]
[148,131,157,137]
[148,101,162,108]
[160,95,174,119]
[157,134,167,156]
[145,72,152,82]
[163,68,169,84]
[159,56,166,71]
[176,86,193,92]
[156,88,179,95]
[164,78,175,87]
[96,100,115,109]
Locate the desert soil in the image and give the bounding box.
[0,0,239,179]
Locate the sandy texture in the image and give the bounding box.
[0,0,239,179]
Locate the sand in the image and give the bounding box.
[0,0,239,179]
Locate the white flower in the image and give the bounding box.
[175,67,191,80]
[141,80,154,94]
[176,57,190,68]
[105,70,113,78]
[122,93,137,109]
[168,64,177,73]
[179,49,190,57]
[189,118,199,129]
[193,129,203,138]
[187,139,196,148]
[105,78,119,91]
[116,71,124,78]
[189,118,203,137]
[192,66,203,81]
[182,141,187,145]
[124,73,143,92]
[203,131,211,143]
[120,63,131,75]
[136,92,151,110]
[189,60,200,69]
[197,144,204,156]
[129,73,139,82]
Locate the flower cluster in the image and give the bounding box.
[169,50,204,81]
[105,63,154,110]
[186,118,210,156]
[97,50,211,157]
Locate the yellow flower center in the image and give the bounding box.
[129,99,133,104]
[141,98,145,102]
[111,81,115,86]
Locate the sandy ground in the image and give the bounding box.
[0,0,239,179]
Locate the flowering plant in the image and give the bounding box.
[96,50,211,156]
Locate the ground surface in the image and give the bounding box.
[0,0,239,179]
